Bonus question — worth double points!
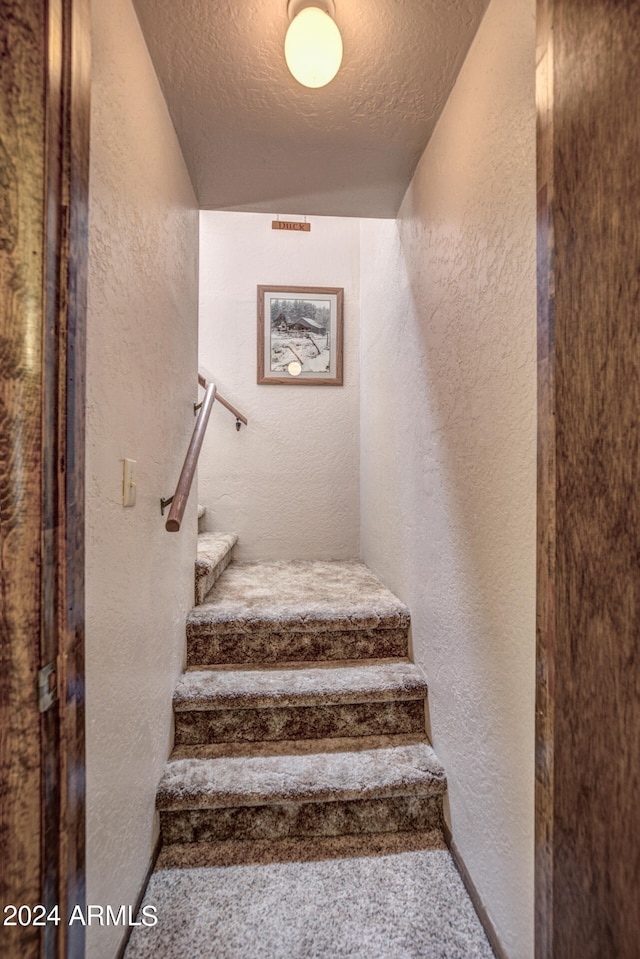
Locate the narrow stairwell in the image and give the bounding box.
[156,538,447,850]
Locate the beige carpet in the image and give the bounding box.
[124,833,496,959]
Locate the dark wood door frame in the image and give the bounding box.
[536,0,640,957]
[0,1,90,956]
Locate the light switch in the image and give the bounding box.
[123,458,137,507]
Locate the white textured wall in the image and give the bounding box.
[86,0,198,955]
[359,0,536,956]
[198,212,360,561]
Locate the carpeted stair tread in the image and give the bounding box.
[156,742,445,811]
[155,828,447,869]
[173,661,427,712]
[170,732,428,762]
[191,560,410,633]
[197,531,238,567]
[185,656,410,673]
[195,531,238,605]
[172,661,427,745]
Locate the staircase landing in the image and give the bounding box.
[196,559,410,623]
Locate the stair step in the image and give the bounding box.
[173,661,427,745]
[175,661,427,710]
[187,560,410,666]
[170,731,428,761]
[195,532,238,605]
[157,742,446,844]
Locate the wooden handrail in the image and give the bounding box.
[163,384,216,532]
[162,373,248,532]
[198,372,248,427]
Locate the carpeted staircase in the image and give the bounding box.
[156,530,447,851]
[125,533,496,959]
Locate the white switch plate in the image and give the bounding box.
[123,458,137,507]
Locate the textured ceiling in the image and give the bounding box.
[132,0,489,218]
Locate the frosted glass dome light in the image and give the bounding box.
[285,1,343,89]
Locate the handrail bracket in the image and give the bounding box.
[160,496,174,516]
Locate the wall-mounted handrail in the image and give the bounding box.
[198,371,248,428]
[162,383,216,532]
[161,374,248,532]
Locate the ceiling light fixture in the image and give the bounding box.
[284,0,343,89]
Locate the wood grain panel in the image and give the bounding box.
[0,4,48,956]
[535,2,555,956]
[536,1,640,956]
[60,0,90,951]
[0,2,89,956]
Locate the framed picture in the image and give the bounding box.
[257,285,344,385]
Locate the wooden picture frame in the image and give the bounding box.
[257,285,344,385]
